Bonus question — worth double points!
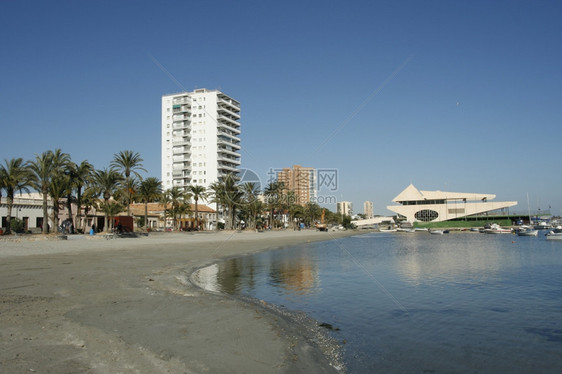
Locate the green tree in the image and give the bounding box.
[188,185,208,230]
[0,158,34,234]
[138,177,162,231]
[68,160,94,232]
[49,173,70,232]
[264,181,284,229]
[111,150,147,216]
[96,200,125,232]
[304,202,322,227]
[81,187,98,232]
[159,190,171,230]
[208,181,225,231]
[92,168,124,232]
[242,182,261,230]
[167,187,191,230]
[29,149,71,233]
[222,174,243,230]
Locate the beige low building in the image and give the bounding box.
[387,184,517,223]
[127,203,217,231]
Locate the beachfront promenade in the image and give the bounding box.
[0,230,361,373]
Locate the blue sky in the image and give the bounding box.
[1,0,561,215]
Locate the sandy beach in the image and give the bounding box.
[0,229,365,373]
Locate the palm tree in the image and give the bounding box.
[111,150,147,216]
[264,181,284,229]
[81,187,98,232]
[223,174,243,230]
[208,181,225,231]
[304,202,322,227]
[49,173,70,232]
[242,182,260,230]
[29,149,71,233]
[159,190,171,230]
[168,187,189,230]
[0,158,34,234]
[138,177,162,231]
[68,160,93,232]
[92,168,123,232]
[188,185,208,230]
[96,200,125,233]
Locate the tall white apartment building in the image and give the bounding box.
[161,89,241,192]
[337,201,353,216]
[364,201,373,219]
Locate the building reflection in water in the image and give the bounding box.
[199,250,320,296]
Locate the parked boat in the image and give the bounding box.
[397,228,415,233]
[379,228,397,233]
[535,221,552,230]
[483,223,512,234]
[429,230,444,235]
[517,228,539,237]
[546,229,562,240]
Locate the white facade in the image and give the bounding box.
[0,192,49,232]
[161,89,241,192]
[337,201,353,216]
[387,184,518,223]
[363,201,373,219]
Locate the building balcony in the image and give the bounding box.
[217,130,241,142]
[217,140,241,150]
[172,155,190,163]
[218,105,241,119]
[172,138,190,146]
[173,115,190,121]
[172,124,190,132]
[172,146,190,155]
[217,114,240,128]
[218,156,241,165]
[173,106,191,114]
[217,96,240,111]
[172,97,191,105]
[217,122,241,135]
[218,163,239,172]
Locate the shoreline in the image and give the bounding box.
[0,229,369,373]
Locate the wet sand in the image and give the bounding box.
[0,230,365,373]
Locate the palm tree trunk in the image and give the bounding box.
[66,193,73,230]
[42,187,49,234]
[144,202,148,231]
[195,199,199,230]
[6,194,14,234]
[76,188,82,233]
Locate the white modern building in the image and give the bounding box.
[337,201,353,216]
[364,201,373,219]
[387,184,518,223]
[161,89,241,191]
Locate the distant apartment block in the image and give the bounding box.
[276,165,317,206]
[364,201,373,219]
[337,201,353,216]
[161,89,241,192]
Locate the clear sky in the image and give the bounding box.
[1,0,561,215]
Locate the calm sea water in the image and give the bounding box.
[195,232,562,373]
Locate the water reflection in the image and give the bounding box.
[196,250,319,296]
[392,234,518,286]
[267,252,319,295]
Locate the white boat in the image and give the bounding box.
[483,223,512,234]
[546,229,562,240]
[414,228,428,232]
[379,228,397,233]
[397,228,415,233]
[517,228,539,237]
[429,230,444,235]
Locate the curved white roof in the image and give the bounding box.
[392,184,495,203]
